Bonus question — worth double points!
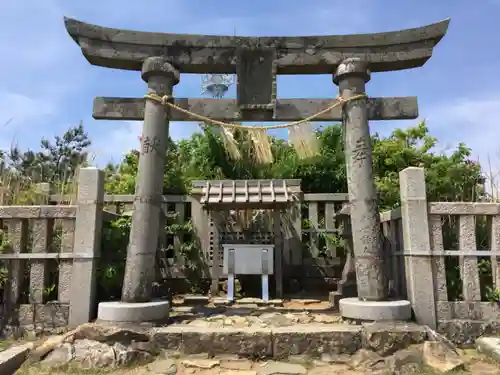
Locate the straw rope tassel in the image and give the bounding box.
[220,126,241,161]
[249,128,273,164]
[145,93,364,164]
[288,122,319,159]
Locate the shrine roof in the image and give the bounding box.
[191,179,301,207]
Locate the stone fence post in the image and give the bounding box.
[68,167,104,327]
[399,167,437,328]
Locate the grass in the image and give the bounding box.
[0,339,10,350]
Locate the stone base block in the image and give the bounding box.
[182,295,209,306]
[151,324,362,358]
[70,321,433,359]
[339,298,411,321]
[97,301,170,323]
[476,337,500,362]
[0,343,32,375]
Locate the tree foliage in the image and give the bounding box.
[105,121,484,209]
[1,122,91,185]
[0,120,493,300]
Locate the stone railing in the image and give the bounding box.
[397,167,500,334]
[0,168,105,330]
[3,165,497,335]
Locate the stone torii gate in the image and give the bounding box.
[64,17,449,323]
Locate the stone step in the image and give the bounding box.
[0,343,33,375]
[150,322,428,359]
[476,337,500,362]
[182,295,210,306]
[212,297,284,308]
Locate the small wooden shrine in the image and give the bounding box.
[191,179,301,299]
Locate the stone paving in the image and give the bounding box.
[12,349,500,375]
[141,354,500,375]
[4,316,500,375]
[169,309,346,329]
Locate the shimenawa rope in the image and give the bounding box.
[144,93,367,130]
[143,93,367,163]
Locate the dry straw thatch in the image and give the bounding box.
[217,122,319,164]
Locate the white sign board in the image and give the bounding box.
[222,244,274,275]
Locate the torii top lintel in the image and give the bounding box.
[64,17,449,74]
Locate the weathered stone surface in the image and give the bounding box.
[272,324,362,358]
[182,358,220,369]
[362,323,427,356]
[68,167,104,328]
[468,361,500,375]
[142,56,180,84]
[259,361,307,375]
[30,303,69,329]
[319,353,351,364]
[183,295,210,306]
[93,97,419,122]
[349,349,385,371]
[422,341,465,373]
[30,334,70,361]
[113,342,152,365]
[41,339,152,369]
[41,343,73,367]
[150,326,183,351]
[424,326,458,354]
[73,323,151,344]
[211,328,272,358]
[180,328,214,355]
[72,339,115,368]
[146,358,177,375]
[476,336,500,362]
[220,358,253,370]
[121,55,179,304]
[437,319,500,347]
[307,364,350,375]
[335,57,387,301]
[130,339,159,354]
[64,17,450,73]
[0,343,33,375]
[171,310,346,328]
[384,346,424,375]
[22,334,498,374]
[0,206,76,219]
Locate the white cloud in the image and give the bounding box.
[91,120,204,167]
[0,93,57,125]
[0,0,81,151]
[91,121,143,166]
[427,95,500,158]
[425,95,500,184]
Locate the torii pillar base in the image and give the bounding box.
[97,301,171,323]
[339,298,411,322]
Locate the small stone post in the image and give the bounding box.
[333,57,388,301]
[68,167,104,327]
[399,167,437,328]
[121,57,180,302]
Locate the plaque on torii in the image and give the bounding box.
[64,17,449,324]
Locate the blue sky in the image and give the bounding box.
[1,0,499,175]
